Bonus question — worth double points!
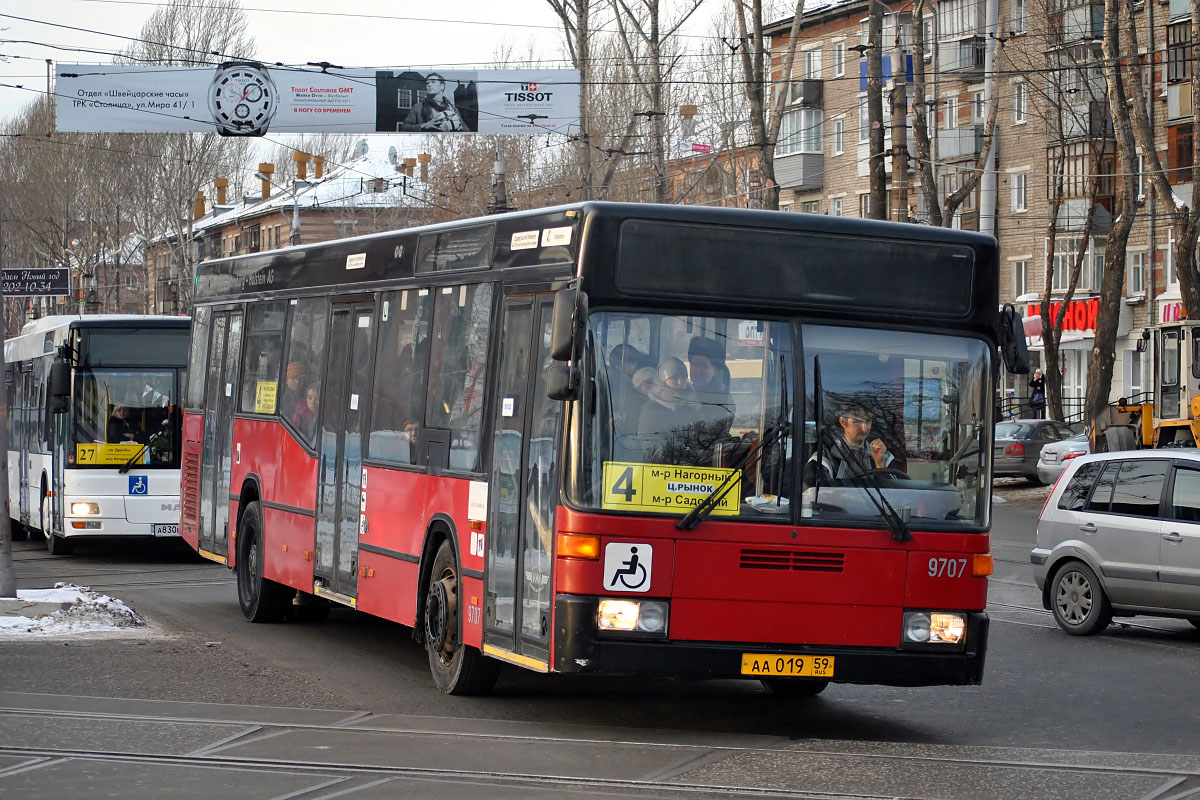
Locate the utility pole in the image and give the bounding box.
[891,17,910,223]
[979,0,999,236]
[487,142,515,215]
[0,209,16,598]
[866,0,887,219]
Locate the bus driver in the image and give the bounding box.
[809,402,895,483]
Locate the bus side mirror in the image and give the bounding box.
[998,303,1030,375]
[550,287,587,362]
[48,359,70,414]
[546,365,580,401]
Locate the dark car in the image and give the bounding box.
[994,419,1077,484]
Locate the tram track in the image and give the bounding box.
[3,722,1199,800]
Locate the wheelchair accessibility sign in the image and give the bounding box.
[603,542,652,593]
[128,475,148,495]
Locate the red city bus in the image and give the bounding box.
[182,202,1018,695]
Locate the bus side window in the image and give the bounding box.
[186,306,212,409]
[239,302,287,415]
[282,298,330,445]
[426,283,494,473]
[369,288,433,466]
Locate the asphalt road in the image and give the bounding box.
[3,486,1200,798]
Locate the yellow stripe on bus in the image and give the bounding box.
[197,549,228,566]
[482,644,550,673]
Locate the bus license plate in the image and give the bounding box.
[152,524,178,536]
[740,653,834,678]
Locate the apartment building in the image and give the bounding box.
[768,0,1195,417]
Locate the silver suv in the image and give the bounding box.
[1031,450,1200,635]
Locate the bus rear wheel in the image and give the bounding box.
[236,502,290,623]
[424,540,499,695]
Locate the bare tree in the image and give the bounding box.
[117,0,256,314]
[731,0,806,210]
[1084,0,1143,425]
[1122,0,1200,317]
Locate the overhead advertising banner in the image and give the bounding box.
[55,63,579,137]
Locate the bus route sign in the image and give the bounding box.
[2,268,70,296]
[601,462,740,516]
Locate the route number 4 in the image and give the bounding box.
[611,466,636,502]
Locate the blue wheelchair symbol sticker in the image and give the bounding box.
[128,476,148,495]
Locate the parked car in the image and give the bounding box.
[1036,432,1091,485]
[994,419,1077,484]
[1031,450,1200,635]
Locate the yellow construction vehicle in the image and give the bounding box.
[1091,320,1200,451]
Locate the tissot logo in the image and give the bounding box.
[505,82,553,102]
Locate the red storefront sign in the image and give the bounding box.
[1026,297,1099,333]
[1162,302,1187,323]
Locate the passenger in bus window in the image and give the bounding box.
[610,345,651,460]
[638,358,699,463]
[107,405,143,444]
[282,362,308,416]
[807,402,896,484]
[687,336,735,437]
[291,385,319,438]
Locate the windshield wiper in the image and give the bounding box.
[118,443,148,474]
[810,355,911,542]
[821,432,912,542]
[676,413,791,531]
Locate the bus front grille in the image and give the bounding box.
[739,548,845,573]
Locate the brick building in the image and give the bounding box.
[768,0,1195,417]
[145,144,435,314]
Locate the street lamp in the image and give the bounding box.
[255,171,302,246]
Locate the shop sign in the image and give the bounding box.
[1026,297,1099,333]
[1161,302,1187,323]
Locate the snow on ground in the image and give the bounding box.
[0,584,147,637]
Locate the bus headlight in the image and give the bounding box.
[597,598,669,637]
[71,502,100,516]
[902,611,967,646]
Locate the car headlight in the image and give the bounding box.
[71,502,100,516]
[597,598,669,637]
[902,611,967,646]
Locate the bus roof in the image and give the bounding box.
[4,314,189,365]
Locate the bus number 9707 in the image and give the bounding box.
[928,557,968,578]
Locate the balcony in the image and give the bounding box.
[1053,2,1103,43]
[1048,100,1113,141]
[776,153,824,191]
[789,79,823,108]
[939,124,983,159]
[938,37,986,77]
[1049,198,1113,234]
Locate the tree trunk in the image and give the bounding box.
[1085,0,1141,426]
[866,0,887,219]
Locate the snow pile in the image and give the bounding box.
[0,583,146,636]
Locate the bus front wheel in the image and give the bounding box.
[236,502,290,623]
[43,494,72,556]
[424,540,499,695]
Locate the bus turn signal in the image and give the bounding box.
[557,533,600,560]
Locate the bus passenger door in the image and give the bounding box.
[198,310,242,559]
[314,302,374,600]
[17,367,32,527]
[483,295,560,664]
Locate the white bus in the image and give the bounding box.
[5,315,190,554]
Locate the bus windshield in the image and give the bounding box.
[575,311,795,521]
[573,313,990,529]
[72,368,181,468]
[803,325,990,528]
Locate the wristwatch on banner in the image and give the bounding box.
[209,62,278,136]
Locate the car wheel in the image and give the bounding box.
[761,678,829,697]
[1050,560,1111,636]
[1026,473,1045,487]
[42,493,73,556]
[235,501,291,623]
[424,540,499,695]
